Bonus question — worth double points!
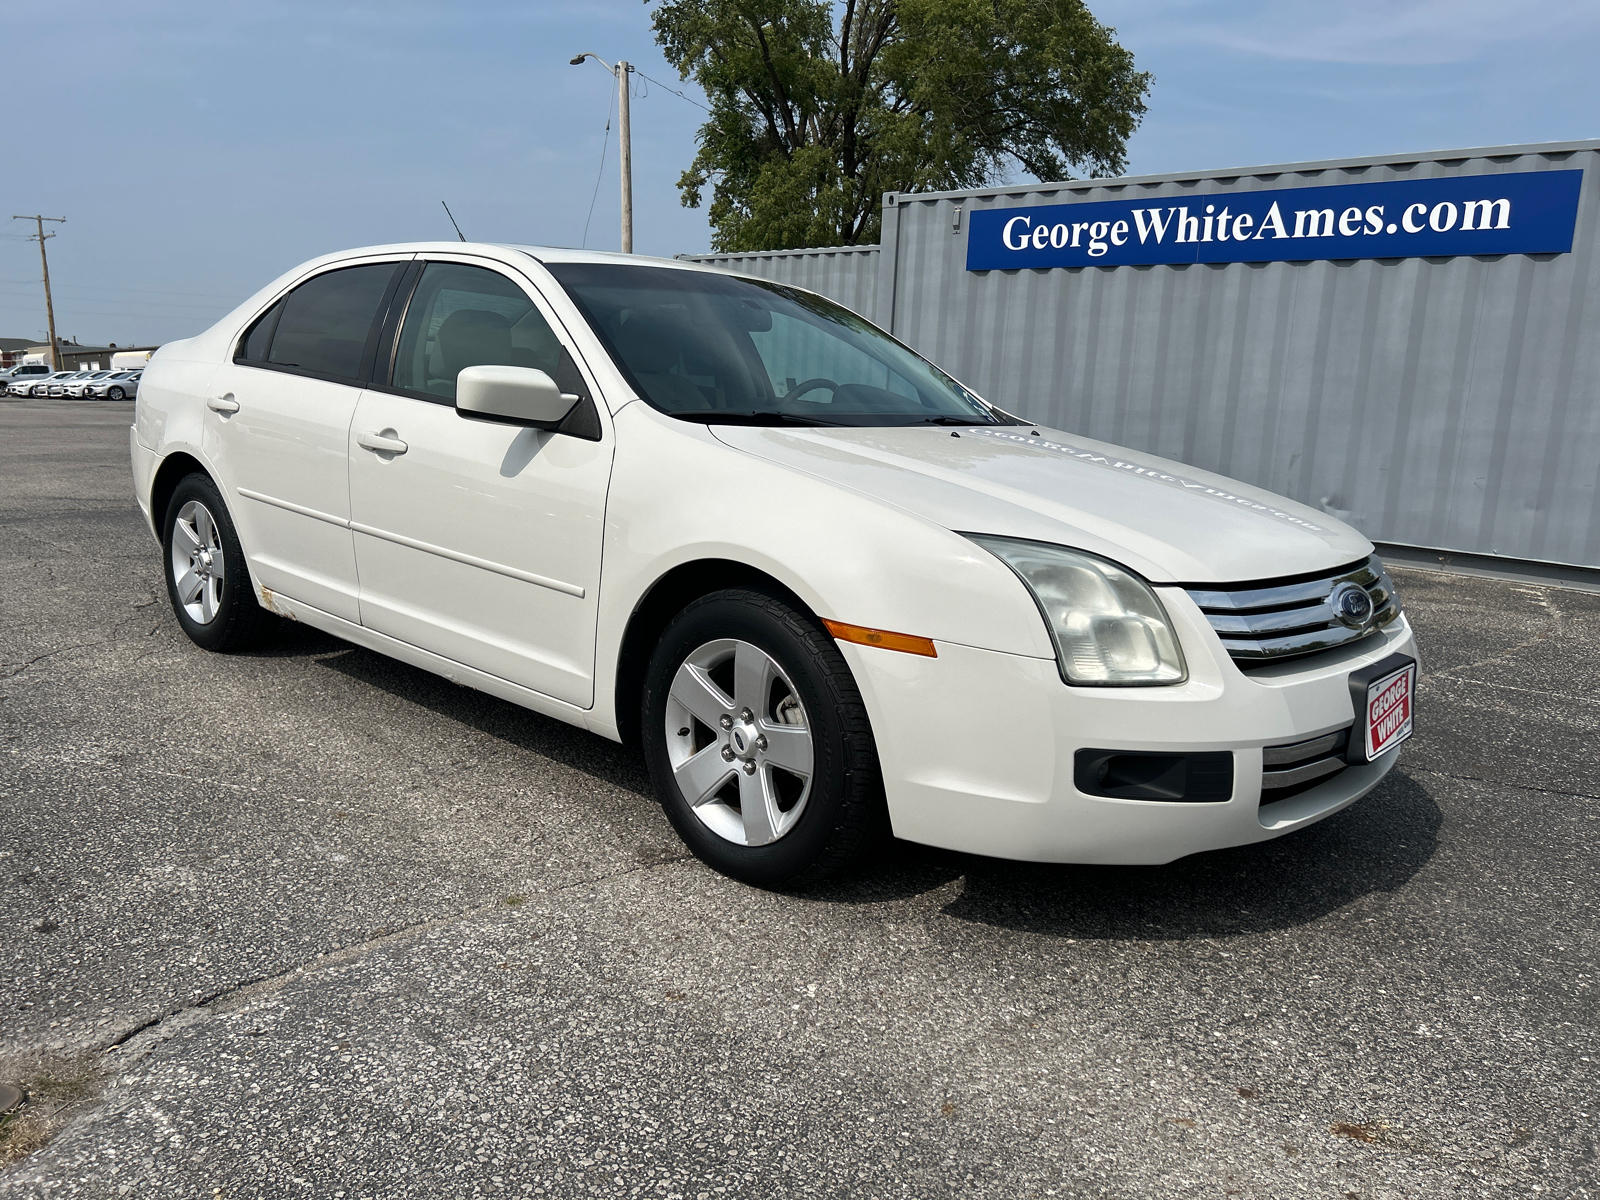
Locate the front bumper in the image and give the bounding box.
[843,588,1418,865]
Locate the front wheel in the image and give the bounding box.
[107,386,125,400]
[642,587,888,888]
[161,473,277,652]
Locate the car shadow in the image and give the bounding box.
[261,623,1441,941]
[813,771,1443,941]
[297,632,653,797]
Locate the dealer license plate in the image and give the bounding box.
[1361,661,1416,760]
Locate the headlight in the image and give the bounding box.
[968,536,1187,686]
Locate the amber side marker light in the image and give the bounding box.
[822,619,938,658]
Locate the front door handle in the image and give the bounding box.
[207,395,240,414]
[357,431,409,455]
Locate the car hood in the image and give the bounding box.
[711,424,1371,584]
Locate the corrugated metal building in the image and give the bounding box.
[685,140,1600,576]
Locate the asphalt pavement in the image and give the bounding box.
[1,397,1596,1198]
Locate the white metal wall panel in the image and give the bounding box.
[683,142,1600,570]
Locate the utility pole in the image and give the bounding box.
[12,215,65,369]
[570,53,634,253]
[616,60,633,254]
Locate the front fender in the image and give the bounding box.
[591,404,1055,736]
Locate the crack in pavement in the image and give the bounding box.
[0,640,113,681]
[1410,765,1600,804]
[89,850,697,1065]
[0,851,698,1173]
[1421,674,1600,706]
[1437,586,1569,675]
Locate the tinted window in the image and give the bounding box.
[393,263,563,401]
[266,263,401,381]
[238,298,283,363]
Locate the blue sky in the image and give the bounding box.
[5,0,1597,348]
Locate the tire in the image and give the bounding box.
[642,587,888,888]
[161,473,277,652]
[107,386,124,400]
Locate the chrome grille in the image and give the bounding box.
[1185,556,1401,665]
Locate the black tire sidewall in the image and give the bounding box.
[642,589,881,888]
[161,474,267,652]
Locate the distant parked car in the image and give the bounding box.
[0,363,56,394]
[88,370,141,400]
[18,371,71,397]
[64,370,114,398]
[48,371,95,397]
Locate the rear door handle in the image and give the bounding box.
[207,395,240,414]
[357,431,408,455]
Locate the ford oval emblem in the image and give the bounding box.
[1331,581,1376,630]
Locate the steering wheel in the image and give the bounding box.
[784,377,839,403]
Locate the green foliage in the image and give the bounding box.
[651,0,1152,252]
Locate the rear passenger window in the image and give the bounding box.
[238,299,283,363]
[392,263,563,401]
[265,263,402,381]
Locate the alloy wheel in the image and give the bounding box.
[169,499,226,624]
[664,638,814,846]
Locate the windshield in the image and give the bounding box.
[545,261,1007,428]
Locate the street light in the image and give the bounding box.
[571,52,634,254]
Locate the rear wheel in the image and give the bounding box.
[642,587,888,888]
[161,473,276,651]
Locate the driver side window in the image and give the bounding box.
[392,263,563,402]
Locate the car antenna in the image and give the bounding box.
[441,201,467,242]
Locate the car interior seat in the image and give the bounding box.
[431,308,543,395]
[615,313,718,412]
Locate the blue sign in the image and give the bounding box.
[966,170,1583,270]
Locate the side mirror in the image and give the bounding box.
[456,365,580,427]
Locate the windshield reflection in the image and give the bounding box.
[545,261,1008,428]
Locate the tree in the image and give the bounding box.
[651,0,1152,252]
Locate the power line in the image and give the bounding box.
[0,304,229,324]
[581,85,616,250]
[0,302,221,322]
[0,291,230,314]
[633,69,711,112]
[0,276,244,301]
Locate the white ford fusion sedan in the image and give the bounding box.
[130,243,1418,887]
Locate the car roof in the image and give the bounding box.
[306,241,733,278]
